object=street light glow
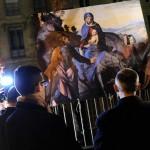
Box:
[0,75,13,86]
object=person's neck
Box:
[17,94,47,108]
[119,91,136,99]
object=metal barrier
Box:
[51,88,150,149]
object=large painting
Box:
[35,0,150,104]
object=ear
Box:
[136,83,141,91]
[113,84,119,92]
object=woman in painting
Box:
[44,32,95,104]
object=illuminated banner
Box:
[36,0,149,104]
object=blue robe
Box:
[81,22,107,50]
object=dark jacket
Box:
[94,96,150,150]
[5,101,81,150]
[0,107,16,150]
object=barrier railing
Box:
[51,88,150,149]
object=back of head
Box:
[7,86,19,103]
[115,68,139,93]
[14,65,42,96]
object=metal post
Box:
[94,98,98,117]
[62,104,67,125]
[78,99,87,147]
[70,102,78,141]
[86,100,94,145]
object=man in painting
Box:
[44,32,95,104]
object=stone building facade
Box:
[0,0,37,72]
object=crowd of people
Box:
[0,65,150,150]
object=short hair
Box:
[14,66,42,96]
[7,86,19,103]
[115,68,139,93]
